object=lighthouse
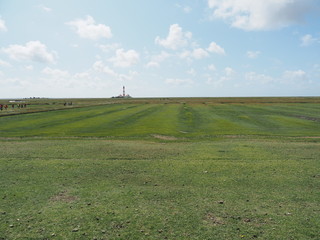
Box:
[112,86,132,98]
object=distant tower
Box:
[123,86,125,97]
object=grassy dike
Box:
[0,98,319,239]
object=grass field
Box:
[0,97,319,138]
[0,97,319,239]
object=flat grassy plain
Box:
[0,97,319,239]
[0,97,319,138]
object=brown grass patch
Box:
[205,213,225,226]
[50,190,78,203]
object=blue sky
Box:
[0,0,319,98]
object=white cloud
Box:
[244,69,309,86]
[0,59,11,67]
[208,64,216,71]
[245,72,274,84]
[176,4,192,13]
[208,0,314,31]
[187,68,196,76]
[183,6,192,13]
[155,24,192,50]
[41,65,136,91]
[66,15,112,40]
[25,65,34,71]
[207,42,225,55]
[98,43,121,53]
[179,48,209,60]
[93,61,118,77]
[93,60,138,82]
[146,51,171,68]
[42,67,69,78]
[224,67,235,76]
[206,67,235,87]
[109,49,140,68]
[38,4,52,12]
[206,76,228,87]
[3,41,57,63]
[246,51,261,59]
[0,18,7,32]
[74,72,91,80]
[1,77,31,89]
[41,67,93,89]
[179,50,191,60]
[192,48,209,59]
[282,70,308,82]
[154,51,171,62]
[300,34,317,46]
[146,61,160,68]
[165,78,194,86]
[119,71,138,82]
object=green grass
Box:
[0,139,319,239]
[0,99,319,138]
[0,97,319,239]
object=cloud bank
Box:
[208,0,314,31]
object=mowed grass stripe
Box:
[38,104,154,137]
[257,103,320,118]
[0,104,128,131]
[176,104,236,136]
[74,104,166,137]
[231,104,320,135]
[0,104,140,137]
[178,104,201,134]
[215,105,280,134]
[125,104,181,136]
[205,104,320,136]
[0,102,319,138]
[185,105,258,136]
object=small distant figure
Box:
[12,104,15,109]
[0,104,3,111]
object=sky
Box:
[0,0,319,98]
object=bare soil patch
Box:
[295,115,320,122]
[204,213,225,226]
[151,134,178,141]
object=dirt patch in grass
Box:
[294,115,320,122]
[50,190,78,203]
[292,136,320,139]
[204,213,225,226]
[151,134,178,141]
